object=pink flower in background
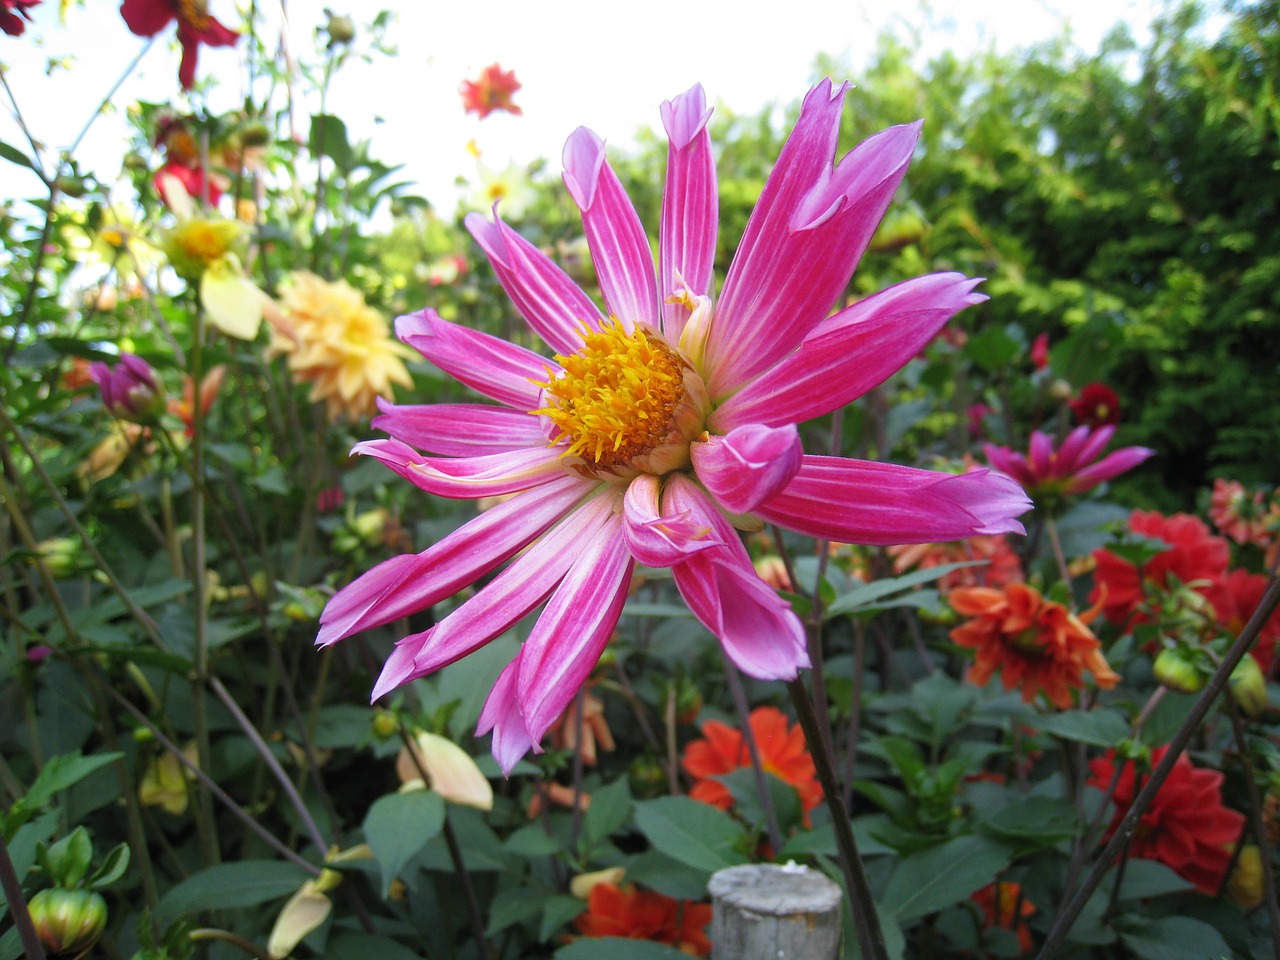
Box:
[318,81,1030,771]
[1,0,40,36]
[90,353,166,424]
[982,424,1153,502]
[460,63,522,119]
[1030,332,1049,370]
[1208,478,1274,548]
[120,0,239,90]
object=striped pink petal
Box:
[622,474,721,567]
[691,422,802,513]
[1068,446,1155,494]
[396,309,553,409]
[712,274,985,430]
[316,473,593,647]
[372,400,545,457]
[757,456,1031,545]
[563,127,659,330]
[465,210,601,354]
[476,657,536,775]
[659,84,717,340]
[353,439,567,499]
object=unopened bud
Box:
[1153,648,1206,694]
[325,11,356,45]
[1229,656,1267,717]
[28,888,108,957]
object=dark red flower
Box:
[460,63,522,119]
[1090,510,1231,626]
[574,883,711,956]
[972,882,1035,953]
[1,0,40,36]
[1069,382,1121,427]
[120,0,239,90]
[1087,745,1245,895]
[1030,332,1049,371]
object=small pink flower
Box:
[90,353,166,424]
[319,81,1030,772]
[983,425,1153,502]
[1030,332,1049,370]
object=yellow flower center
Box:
[534,319,689,469]
[176,221,229,266]
[176,0,212,30]
[101,228,126,248]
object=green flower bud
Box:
[28,888,108,956]
[1153,648,1206,694]
[1229,656,1267,717]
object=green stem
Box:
[787,677,888,960]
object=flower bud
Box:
[1229,656,1267,717]
[238,119,272,147]
[90,354,166,424]
[28,888,108,957]
[1153,648,1206,694]
[34,537,80,579]
[1229,845,1264,909]
[396,730,494,810]
[325,11,356,45]
[570,867,626,900]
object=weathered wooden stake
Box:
[710,862,842,959]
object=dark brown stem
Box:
[722,654,783,855]
[0,830,46,960]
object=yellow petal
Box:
[267,883,332,959]
[397,731,494,811]
[201,261,264,340]
[570,867,626,900]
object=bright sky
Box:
[2,0,1181,213]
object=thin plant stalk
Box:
[787,677,888,960]
[721,654,784,855]
[1037,575,1280,959]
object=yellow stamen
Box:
[534,318,686,468]
[175,221,230,265]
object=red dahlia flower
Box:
[574,883,711,956]
[950,582,1119,708]
[1069,382,1122,427]
[1201,568,1280,672]
[460,63,522,119]
[1090,511,1230,626]
[120,0,239,90]
[0,0,40,36]
[681,706,822,821]
[1087,745,1245,895]
[317,81,1030,772]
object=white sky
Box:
[2,0,1182,213]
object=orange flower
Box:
[950,583,1119,708]
[548,690,615,766]
[460,63,522,119]
[681,706,822,822]
[574,883,711,957]
[888,534,1024,593]
[971,882,1035,953]
[526,781,589,819]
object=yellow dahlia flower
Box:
[268,271,413,422]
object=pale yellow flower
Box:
[395,730,494,811]
[267,271,413,422]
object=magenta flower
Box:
[982,425,1153,502]
[90,353,166,424]
[318,81,1031,772]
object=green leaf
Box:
[715,768,802,835]
[0,140,34,171]
[1118,915,1232,960]
[485,887,549,936]
[539,894,587,942]
[310,114,352,171]
[1115,860,1194,900]
[324,933,431,960]
[633,797,747,873]
[40,825,93,886]
[1033,709,1128,747]
[977,797,1079,844]
[882,835,1011,922]
[86,842,131,890]
[362,790,445,894]
[20,751,124,813]
[583,777,632,854]
[157,860,311,925]
[555,938,695,960]
[504,825,562,858]
[825,563,981,618]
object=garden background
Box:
[2,1,1279,958]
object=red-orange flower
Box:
[681,706,822,821]
[460,63,522,118]
[950,583,1119,708]
[120,0,240,90]
[888,534,1024,593]
[1090,511,1231,627]
[1209,479,1274,548]
[574,883,711,956]
[971,882,1036,953]
[1087,745,1245,895]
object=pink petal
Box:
[120,0,174,36]
[1028,431,1055,478]
[407,491,622,676]
[1070,425,1117,471]
[371,400,544,457]
[476,657,537,775]
[659,84,717,340]
[396,310,553,409]
[1067,446,1154,494]
[757,456,1032,544]
[621,474,721,567]
[371,638,422,702]
[316,473,592,647]
[663,475,810,681]
[353,439,567,499]
[711,274,985,430]
[562,128,659,330]
[517,517,633,741]
[464,211,600,354]
[708,83,921,395]
[982,443,1031,487]
[691,423,803,513]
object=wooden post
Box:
[709,862,842,959]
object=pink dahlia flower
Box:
[983,424,1153,503]
[318,81,1031,771]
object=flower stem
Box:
[1037,574,1280,959]
[787,677,888,960]
[0,829,46,960]
[722,655,783,856]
